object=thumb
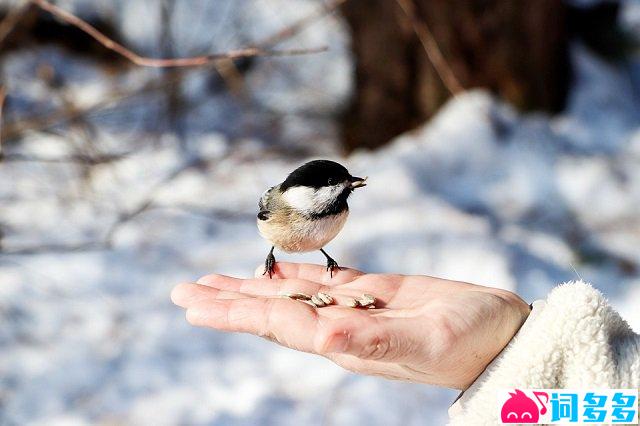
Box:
[315,316,419,362]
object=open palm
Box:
[171,263,530,390]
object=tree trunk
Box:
[340,0,570,151]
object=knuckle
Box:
[316,326,349,355]
[428,317,457,358]
[258,298,277,337]
[358,333,392,361]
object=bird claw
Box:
[326,258,341,278]
[263,251,276,279]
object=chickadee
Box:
[257,160,367,278]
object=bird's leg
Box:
[263,246,276,279]
[320,248,341,278]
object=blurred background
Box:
[1,0,640,424]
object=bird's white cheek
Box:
[313,185,345,208]
[283,185,347,213]
[282,186,316,212]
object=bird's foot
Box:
[263,251,276,279]
[326,257,341,278]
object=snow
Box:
[2,0,640,424]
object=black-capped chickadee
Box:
[257,160,367,278]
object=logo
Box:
[499,389,638,424]
[501,389,548,423]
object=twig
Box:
[101,156,207,245]
[2,152,128,164]
[0,85,5,157]
[0,0,30,47]
[0,204,251,256]
[29,0,327,68]
[203,0,351,109]
[395,0,464,95]
[212,58,251,99]
[3,0,348,141]
[1,73,180,142]
[259,0,348,47]
[1,241,106,255]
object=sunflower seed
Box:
[281,292,312,300]
[346,298,359,308]
[358,294,376,306]
[310,295,326,307]
[317,292,333,305]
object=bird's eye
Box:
[327,178,337,185]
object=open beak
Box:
[349,176,367,189]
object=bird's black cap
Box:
[281,160,353,191]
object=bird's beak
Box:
[349,176,367,189]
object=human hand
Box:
[171,263,530,390]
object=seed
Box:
[346,298,359,308]
[300,299,317,307]
[317,292,333,305]
[310,295,326,307]
[358,294,375,306]
[281,292,312,300]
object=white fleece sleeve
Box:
[448,281,640,426]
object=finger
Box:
[197,274,325,297]
[248,267,409,309]
[185,297,320,353]
[195,274,380,307]
[253,262,363,284]
[171,282,252,308]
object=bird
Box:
[257,159,367,278]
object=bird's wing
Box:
[258,186,274,211]
[258,186,276,220]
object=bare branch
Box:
[2,152,127,164]
[4,0,348,141]
[1,74,180,142]
[395,0,464,95]
[1,241,105,255]
[260,0,348,47]
[30,0,327,68]
[0,204,251,256]
[0,85,5,157]
[0,0,31,47]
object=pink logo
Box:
[501,389,549,423]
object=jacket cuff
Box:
[448,298,544,418]
[446,280,637,425]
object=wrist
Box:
[458,292,531,390]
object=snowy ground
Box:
[2,1,640,425]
